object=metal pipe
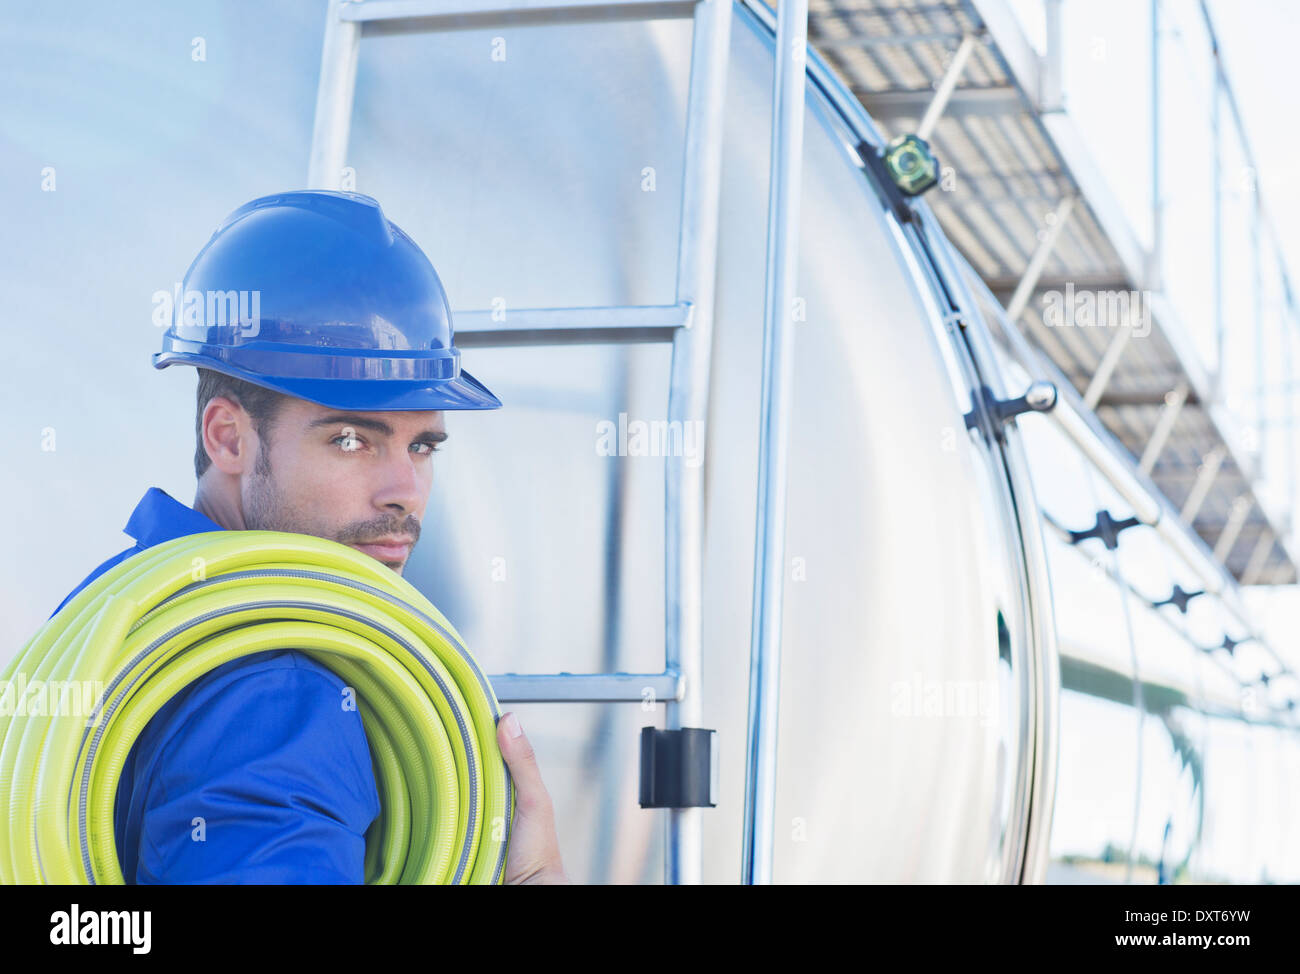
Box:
[1214,496,1252,564]
[1289,304,1297,551]
[1149,0,1162,290]
[1180,446,1227,525]
[1211,56,1224,395]
[1161,509,1229,599]
[1006,195,1076,322]
[307,0,362,189]
[1253,200,1264,445]
[741,0,808,886]
[1051,394,1163,525]
[1041,0,1063,112]
[341,0,698,25]
[1243,529,1274,586]
[815,31,964,50]
[1082,325,1132,411]
[664,0,732,887]
[454,302,690,347]
[489,670,684,702]
[917,33,977,141]
[1138,382,1189,477]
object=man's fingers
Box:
[496,711,569,883]
[497,712,552,817]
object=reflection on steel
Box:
[741,0,809,887]
[921,210,1060,884]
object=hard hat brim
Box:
[155,351,502,411]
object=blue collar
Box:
[124,488,225,548]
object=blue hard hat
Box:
[153,190,500,410]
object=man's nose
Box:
[373,448,425,517]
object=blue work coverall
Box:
[51,487,380,884]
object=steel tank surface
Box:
[340,0,1043,882]
[270,0,1300,883]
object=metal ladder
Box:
[306,0,735,884]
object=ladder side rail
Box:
[308,0,364,189]
[663,0,733,886]
[740,0,809,886]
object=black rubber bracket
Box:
[1068,510,1142,551]
[1151,585,1205,614]
[964,382,1057,441]
[855,139,916,225]
[639,727,717,809]
[990,383,1058,422]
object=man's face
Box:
[240,398,447,574]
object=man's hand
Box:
[497,711,570,884]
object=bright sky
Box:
[1212,0,1300,281]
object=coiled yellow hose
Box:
[0,530,511,884]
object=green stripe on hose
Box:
[0,531,512,885]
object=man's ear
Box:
[200,396,253,476]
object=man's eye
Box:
[332,433,363,452]
[412,442,440,456]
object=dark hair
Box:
[194,368,291,479]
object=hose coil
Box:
[0,531,512,884]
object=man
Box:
[52,190,568,884]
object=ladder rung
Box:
[454,302,692,347]
[342,0,699,31]
[489,670,684,702]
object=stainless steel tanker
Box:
[300,0,1299,883]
